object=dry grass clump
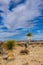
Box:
[41,43,43,45]
[17,43,24,47]
[41,64,43,65]
[20,49,29,55]
[23,62,28,65]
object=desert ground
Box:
[0,43,43,65]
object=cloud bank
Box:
[0,0,43,41]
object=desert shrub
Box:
[3,40,16,50]
[41,43,43,45]
[20,49,29,55]
[23,62,28,65]
[17,43,24,47]
[3,40,16,60]
[41,64,43,65]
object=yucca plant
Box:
[4,40,16,59]
[27,33,32,44]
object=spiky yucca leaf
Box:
[4,40,16,50]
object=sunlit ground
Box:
[0,43,43,65]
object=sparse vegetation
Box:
[23,62,28,65]
[27,33,32,37]
[20,49,29,55]
[3,40,16,59]
[0,40,43,65]
[17,43,24,47]
[27,32,32,44]
[41,43,43,45]
[4,40,16,50]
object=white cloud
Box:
[0,31,19,38]
[32,33,43,40]
[3,0,41,30]
[37,30,41,33]
[0,0,42,41]
[17,36,27,41]
[14,0,22,4]
[0,0,10,4]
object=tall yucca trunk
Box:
[27,36,31,44]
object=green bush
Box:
[4,40,16,50]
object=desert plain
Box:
[0,43,43,65]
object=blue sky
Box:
[0,0,43,41]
